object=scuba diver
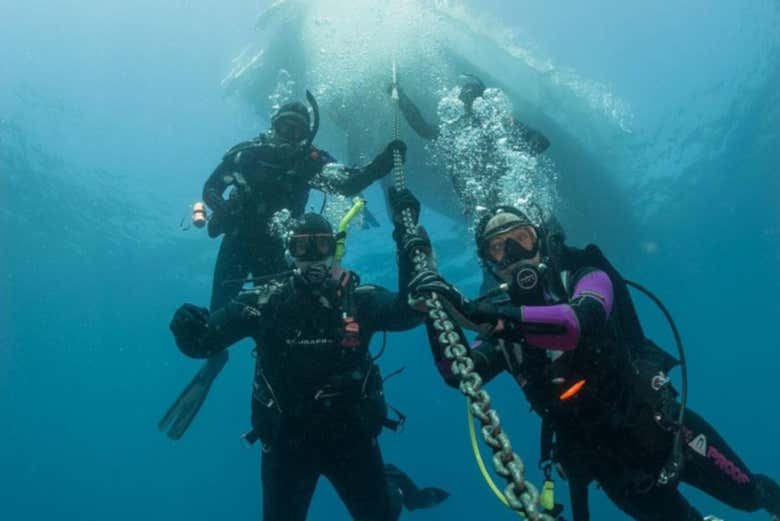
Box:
[398,192,780,521]
[169,211,449,521]
[159,93,406,439]
[395,73,550,154]
[392,73,550,211]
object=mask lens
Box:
[486,226,537,263]
[314,235,335,256]
[289,234,334,260]
[289,235,310,258]
[276,119,306,141]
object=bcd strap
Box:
[540,416,556,466]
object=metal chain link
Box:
[390,114,553,518]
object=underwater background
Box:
[1,1,778,520]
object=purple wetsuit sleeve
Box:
[572,270,614,317]
[522,269,614,351]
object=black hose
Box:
[372,331,388,362]
[625,279,688,482]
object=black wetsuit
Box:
[203,134,393,310]
[428,245,780,521]
[173,260,424,521]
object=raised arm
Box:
[397,87,440,140]
[202,160,234,214]
[351,186,432,332]
[310,140,407,196]
[202,139,264,215]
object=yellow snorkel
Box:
[335,197,366,265]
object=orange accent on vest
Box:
[559,379,587,401]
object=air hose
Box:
[625,279,688,485]
[391,61,553,521]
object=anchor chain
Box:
[390,63,552,519]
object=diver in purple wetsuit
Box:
[399,193,780,521]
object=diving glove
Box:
[158,350,229,440]
[369,139,407,176]
[408,270,466,309]
[388,187,420,225]
[170,303,209,356]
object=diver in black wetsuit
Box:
[395,73,550,155]
[169,211,449,521]
[401,196,780,521]
[158,94,406,439]
[394,73,549,208]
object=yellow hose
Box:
[468,400,557,517]
[467,400,526,517]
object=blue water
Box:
[1,1,778,520]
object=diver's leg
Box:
[384,463,450,511]
[325,435,399,521]
[599,479,703,521]
[680,407,779,516]
[568,476,592,521]
[261,427,320,521]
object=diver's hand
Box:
[408,270,467,310]
[388,187,421,225]
[373,139,407,174]
[386,79,404,97]
[386,139,407,163]
[394,224,432,260]
[170,304,209,354]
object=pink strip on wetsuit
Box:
[523,270,614,351]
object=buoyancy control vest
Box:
[209,135,328,238]
[499,244,681,461]
[246,269,391,445]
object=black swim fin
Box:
[158,351,229,440]
[385,464,450,511]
